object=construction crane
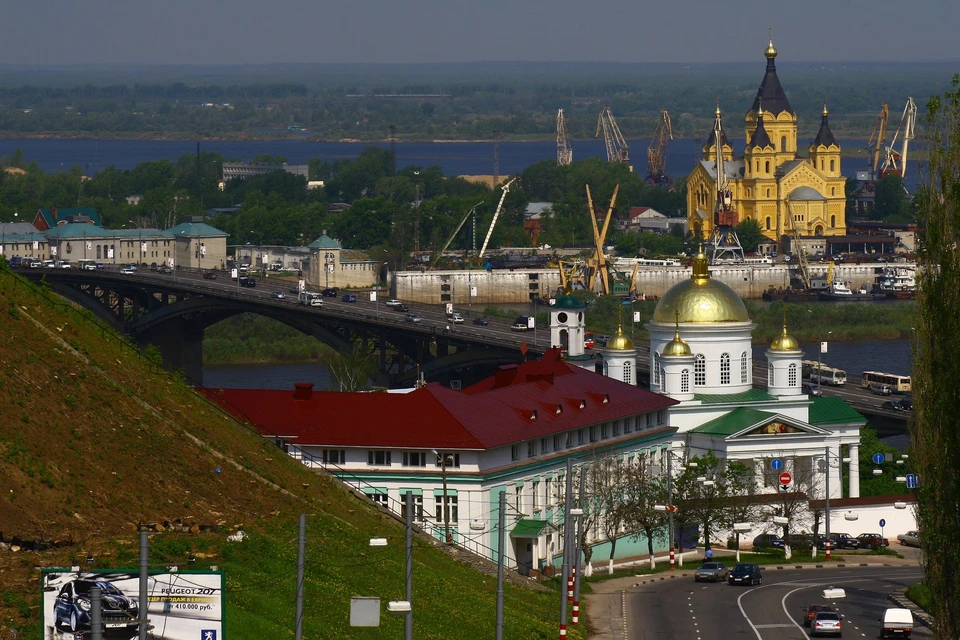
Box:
[865,103,889,180]
[881,97,918,179]
[595,106,630,166]
[788,199,812,290]
[430,201,484,269]
[478,177,517,259]
[645,110,674,187]
[586,183,620,294]
[707,106,744,264]
[557,108,573,166]
[558,258,589,293]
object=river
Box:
[0,137,921,189]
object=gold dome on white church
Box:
[652,249,749,324]
[769,317,800,351]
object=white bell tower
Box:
[549,294,586,357]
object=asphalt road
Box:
[628,566,927,640]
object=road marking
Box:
[754,624,796,628]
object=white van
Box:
[77,259,98,271]
[54,260,71,269]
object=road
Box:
[627,565,927,640]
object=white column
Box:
[829,445,843,499]
[754,459,765,492]
[848,444,860,498]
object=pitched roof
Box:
[511,519,551,537]
[808,396,866,426]
[200,349,677,451]
[693,388,775,405]
[0,222,40,234]
[308,234,341,249]
[703,127,730,152]
[750,116,773,149]
[749,56,793,116]
[699,160,744,180]
[812,112,838,148]
[690,407,830,438]
[166,221,228,238]
[36,208,102,228]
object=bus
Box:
[801,360,847,386]
[584,331,595,349]
[77,259,98,271]
[861,371,911,393]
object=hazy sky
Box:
[5,0,960,65]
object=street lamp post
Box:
[808,309,832,393]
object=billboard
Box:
[42,569,223,640]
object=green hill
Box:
[0,267,585,639]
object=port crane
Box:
[645,110,674,187]
[865,103,889,180]
[430,201,484,269]
[707,106,744,264]
[595,106,630,166]
[881,98,918,179]
[478,177,517,259]
[557,109,573,166]
[585,183,620,294]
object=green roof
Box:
[690,407,776,436]
[553,295,585,309]
[693,388,775,405]
[808,396,866,426]
[308,234,341,249]
[166,222,227,238]
[510,519,550,538]
[37,208,101,228]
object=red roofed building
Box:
[200,348,677,575]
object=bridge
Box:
[20,267,547,386]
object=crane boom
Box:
[430,201,484,269]
[645,109,674,185]
[595,106,629,164]
[586,183,619,294]
[881,97,918,179]
[478,177,517,258]
[866,104,889,176]
[557,109,573,166]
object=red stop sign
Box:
[779,472,793,485]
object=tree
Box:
[327,345,377,392]
[759,455,818,560]
[913,74,960,637]
[621,452,669,569]
[734,218,764,253]
[672,451,746,553]
[873,174,907,220]
[588,454,632,575]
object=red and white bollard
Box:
[826,540,831,561]
[559,622,567,639]
[568,564,575,601]
[669,547,675,570]
[572,600,580,625]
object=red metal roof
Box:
[199,349,676,450]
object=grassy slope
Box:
[0,269,583,639]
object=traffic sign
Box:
[906,474,917,489]
[872,453,885,465]
[771,458,784,471]
[779,472,792,486]
[520,342,528,356]
[879,518,886,528]
[666,505,679,513]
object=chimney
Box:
[51,206,58,220]
[493,364,519,388]
[293,382,314,400]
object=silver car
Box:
[897,530,920,547]
[694,561,729,582]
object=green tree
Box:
[734,218,764,253]
[873,174,906,220]
[621,452,669,569]
[327,345,377,391]
[913,74,960,637]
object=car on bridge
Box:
[449,313,464,324]
[405,313,421,323]
[239,276,256,288]
[870,383,893,396]
[393,303,409,313]
[271,291,285,299]
[120,266,137,275]
[881,400,905,411]
[342,294,357,303]
[203,271,217,280]
[288,285,300,293]
[322,288,339,297]
[473,317,489,326]
[385,299,402,308]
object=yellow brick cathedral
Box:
[686,33,847,245]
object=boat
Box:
[875,265,916,299]
[762,286,822,302]
[819,281,876,301]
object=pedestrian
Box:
[705,547,713,561]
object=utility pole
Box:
[495,490,506,640]
[572,470,585,626]
[295,513,306,640]
[825,446,832,561]
[405,492,414,640]
[668,451,675,569]
[559,458,573,639]
[493,130,501,187]
[139,531,148,640]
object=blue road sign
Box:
[880,518,886,528]
[771,458,784,470]
[906,474,917,489]
[872,453,885,465]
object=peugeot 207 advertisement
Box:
[42,569,223,639]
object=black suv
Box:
[321,288,339,297]
[728,563,762,586]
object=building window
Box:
[766,217,771,230]
[545,478,553,505]
[623,419,631,434]
[511,444,521,461]
[541,438,549,454]
[661,370,667,393]
[781,136,787,152]
[766,188,771,198]
[532,481,540,509]
[653,352,661,385]
[613,420,621,437]
[768,366,774,386]
[789,363,798,386]
[623,361,632,385]
[741,351,749,383]
[720,353,731,384]
[436,495,458,523]
[400,494,424,520]
[322,449,345,465]
[528,441,537,457]
[369,492,389,507]
[831,215,836,227]
[681,369,690,393]
[830,159,835,172]
[368,451,391,466]
[657,410,666,425]
[694,354,706,386]
[601,423,609,439]
[634,416,642,431]
[554,435,562,451]
[565,432,574,448]
[402,452,427,467]
[831,186,836,196]
[578,429,585,445]
[765,160,770,173]
[514,486,522,512]
[590,426,598,442]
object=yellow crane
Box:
[645,110,674,186]
[586,183,620,295]
[865,104,889,179]
[595,106,630,165]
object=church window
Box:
[766,188,771,198]
[765,217,771,230]
[653,352,661,386]
[765,161,770,173]
[756,160,760,173]
[830,159,835,172]
[660,367,666,390]
[781,136,787,152]
[788,363,798,387]
[681,369,690,393]
[768,366,774,386]
[694,354,706,386]
[820,159,824,170]
[741,351,749,383]
[720,353,731,385]
[831,215,836,227]
[831,187,836,196]
[623,361,632,385]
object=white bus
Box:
[77,259,98,271]
[801,360,847,386]
[861,371,911,393]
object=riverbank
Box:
[203,314,332,366]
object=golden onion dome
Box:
[662,329,692,357]
[652,249,749,323]
[765,28,778,59]
[606,326,634,351]
[770,321,800,351]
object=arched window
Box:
[766,188,771,198]
[96,245,101,259]
[831,187,836,196]
[559,329,568,352]
[653,352,661,386]
[681,369,690,393]
[831,215,836,227]
[781,136,787,152]
[768,366,774,386]
[820,159,824,170]
[694,354,706,386]
[765,160,770,173]
[830,159,835,172]
[765,217,771,230]
[661,368,667,393]
[741,351,748,383]
[623,361,632,385]
[815,225,824,236]
[756,160,760,173]
[720,353,731,384]
[788,363,798,387]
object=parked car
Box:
[203,271,218,280]
[728,563,762,586]
[473,317,489,326]
[271,291,285,299]
[856,533,890,549]
[385,299,402,308]
[871,384,893,396]
[897,530,920,547]
[830,532,859,549]
[54,579,138,633]
[882,400,905,411]
[804,604,836,627]
[405,313,421,323]
[811,611,843,637]
[752,533,784,549]
[801,382,823,397]
[694,562,729,582]
[342,294,357,303]
[321,288,339,297]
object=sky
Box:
[4,0,960,66]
